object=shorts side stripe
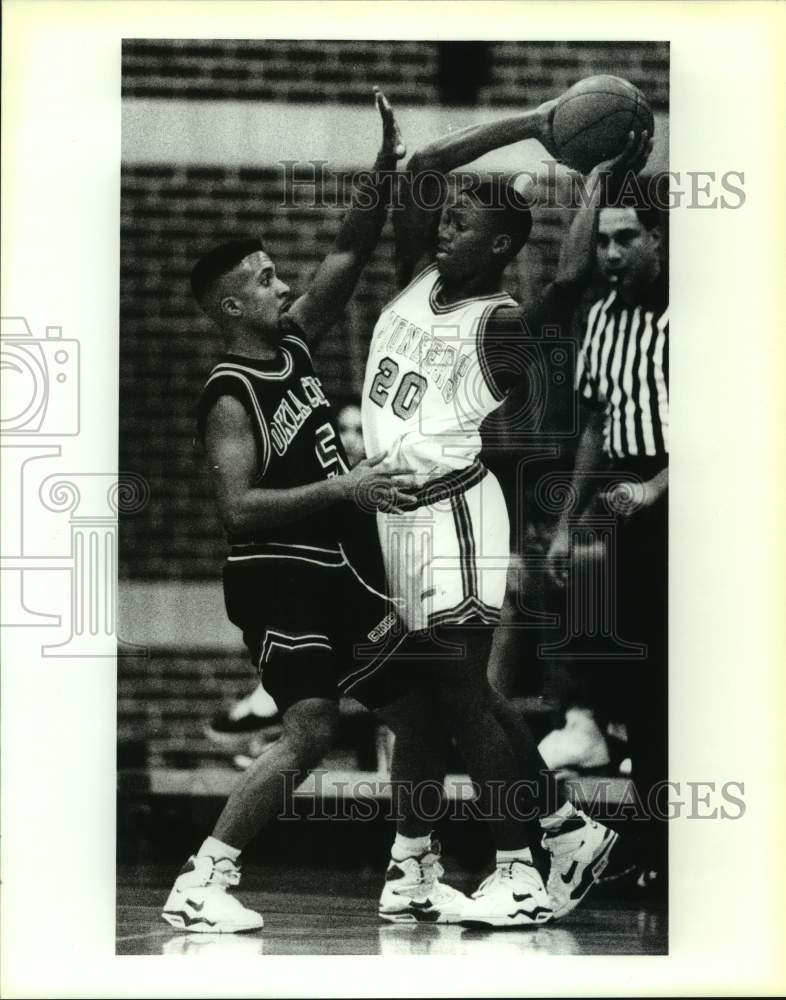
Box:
[259,629,332,668]
[427,596,501,629]
[451,493,478,598]
[227,553,343,567]
[341,630,409,695]
[339,543,398,603]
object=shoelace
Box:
[475,860,536,896]
[210,858,241,888]
[411,853,444,889]
[475,863,512,895]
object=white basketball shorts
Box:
[375,460,510,633]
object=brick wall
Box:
[122,40,440,104]
[118,648,378,767]
[122,39,668,109]
[479,41,669,109]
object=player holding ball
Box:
[365,80,652,928]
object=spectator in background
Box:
[336,402,365,466]
[544,193,668,892]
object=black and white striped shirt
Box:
[576,280,669,460]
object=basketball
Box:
[551,75,654,173]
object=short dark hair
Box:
[605,171,665,233]
[190,238,266,302]
[460,177,533,259]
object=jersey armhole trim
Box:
[203,369,273,480]
[475,302,509,403]
[282,333,313,363]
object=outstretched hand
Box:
[374,85,406,163]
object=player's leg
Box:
[163,558,343,934]
[162,695,339,934]
[375,476,552,926]
[487,685,559,815]
[212,696,339,846]
[486,640,620,919]
[405,624,548,927]
[332,549,467,924]
[374,690,470,923]
[379,689,447,839]
[387,479,537,847]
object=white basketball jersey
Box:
[361,265,516,476]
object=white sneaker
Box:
[378,843,467,924]
[162,854,264,933]
[459,859,553,928]
[538,708,610,771]
[205,683,281,750]
[542,811,618,919]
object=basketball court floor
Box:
[117,865,667,956]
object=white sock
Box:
[496,847,533,865]
[391,833,431,861]
[198,835,241,862]
[539,800,579,832]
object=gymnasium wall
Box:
[121,39,669,108]
[119,40,669,581]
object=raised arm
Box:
[543,131,653,310]
[287,88,406,345]
[494,130,654,334]
[205,396,417,536]
[394,100,559,285]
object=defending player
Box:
[162,89,417,934]
[366,105,650,926]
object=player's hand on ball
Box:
[374,86,406,163]
[534,97,561,158]
[591,130,653,179]
[342,452,419,512]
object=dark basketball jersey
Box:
[196,327,351,549]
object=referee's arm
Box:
[545,406,606,587]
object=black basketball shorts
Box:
[222,541,409,713]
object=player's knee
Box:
[308,715,339,760]
[432,668,493,729]
[282,698,339,763]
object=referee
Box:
[547,195,668,893]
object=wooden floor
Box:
[117,865,667,956]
